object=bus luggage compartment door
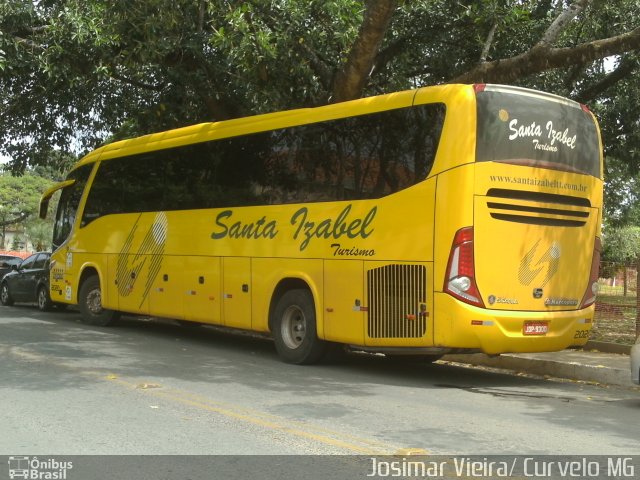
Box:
[323,260,364,345]
[222,257,252,329]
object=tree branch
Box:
[450,26,640,84]
[109,68,165,91]
[198,0,206,33]
[0,212,29,228]
[9,34,45,52]
[576,56,639,102]
[371,36,408,76]
[294,41,333,91]
[332,0,398,102]
[536,0,592,48]
[480,22,498,63]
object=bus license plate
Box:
[523,321,548,336]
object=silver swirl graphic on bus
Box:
[116,212,168,307]
[518,240,560,287]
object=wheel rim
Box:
[280,305,306,349]
[1,285,8,303]
[38,288,47,308]
[85,287,103,314]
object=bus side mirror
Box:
[39,198,50,219]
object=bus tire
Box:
[37,285,52,312]
[1,282,14,306]
[79,275,120,326]
[272,288,327,365]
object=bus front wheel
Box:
[79,275,120,326]
[272,289,327,365]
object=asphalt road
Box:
[2,305,640,459]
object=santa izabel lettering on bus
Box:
[210,204,377,252]
[508,119,577,151]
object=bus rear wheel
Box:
[272,289,327,365]
[79,275,120,326]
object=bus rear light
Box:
[474,84,487,93]
[580,237,601,308]
[444,227,484,308]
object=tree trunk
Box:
[624,265,628,297]
[332,0,398,103]
[636,259,640,338]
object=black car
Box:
[0,252,56,311]
[0,255,22,281]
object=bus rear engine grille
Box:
[367,264,427,339]
[486,189,590,227]
[486,188,591,207]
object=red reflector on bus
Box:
[474,84,487,93]
[471,320,483,326]
[580,237,601,308]
[444,227,484,308]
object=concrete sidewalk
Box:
[443,342,636,388]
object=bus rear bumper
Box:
[433,293,594,355]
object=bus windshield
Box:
[475,85,601,178]
[52,164,92,250]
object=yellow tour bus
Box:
[39,84,603,364]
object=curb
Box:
[583,340,632,355]
[442,352,633,387]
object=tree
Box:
[25,218,52,251]
[602,158,640,228]
[1,0,639,181]
[602,226,640,337]
[0,173,53,249]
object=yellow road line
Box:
[6,345,421,455]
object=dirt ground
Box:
[591,294,638,345]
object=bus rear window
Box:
[475,87,601,178]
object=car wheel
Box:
[78,274,120,326]
[0,282,14,306]
[271,288,327,364]
[37,285,52,311]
